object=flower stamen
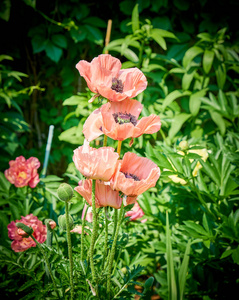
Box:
[113,112,137,126]
[111,78,124,93]
[123,172,140,181]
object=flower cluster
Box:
[7,214,47,252]
[74,54,161,209]
[4,156,40,188]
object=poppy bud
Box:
[58,214,74,231]
[16,222,34,236]
[57,183,73,202]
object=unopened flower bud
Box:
[58,214,74,231]
[179,140,189,151]
[17,228,29,237]
[16,222,34,236]
[144,276,154,290]
[57,183,73,202]
[45,219,57,230]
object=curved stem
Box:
[65,201,74,300]
[106,202,124,298]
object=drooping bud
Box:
[57,183,74,202]
[17,228,29,237]
[58,214,74,231]
[16,222,34,236]
[45,219,57,230]
[179,140,189,151]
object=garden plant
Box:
[0,1,239,299]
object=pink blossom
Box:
[76,54,147,102]
[7,214,47,252]
[125,202,147,223]
[4,156,40,188]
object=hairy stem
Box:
[81,202,89,261]
[65,201,74,300]
[89,179,97,282]
[106,202,124,298]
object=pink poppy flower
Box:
[125,201,147,223]
[83,99,161,141]
[7,214,47,252]
[111,152,160,196]
[73,140,119,181]
[76,54,147,102]
[75,180,137,209]
[4,156,40,188]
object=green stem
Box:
[138,41,145,69]
[106,202,124,298]
[30,235,60,299]
[103,134,108,147]
[45,221,53,280]
[81,202,89,262]
[102,207,109,269]
[89,179,97,282]
[65,201,74,300]
[117,140,122,156]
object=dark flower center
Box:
[113,112,137,126]
[111,78,124,93]
[123,172,140,181]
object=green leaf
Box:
[52,34,67,49]
[189,89,208,116]
[182,46,203,69]
[0,0,11,21]
[150,29,167,50]
[166,212,177,300]
[178,240,191,300]
[131,4,139,33]
[209,110,226,135]
[168,113,191,140]
[182,70,195,90]
[45,41,62,63]
[203,49,215,74]
[162,90,190,111]
[63,95,88,106]
[215,63,226,90]
[31,36,46,53]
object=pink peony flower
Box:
[73,140,119,181]
[7,214,47,252]
[83,99,161,142]
[111,152,160,197]
[4,156,40,188]
[76,54,147,102]
[75,179,137,209]
[125,201,147,223]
